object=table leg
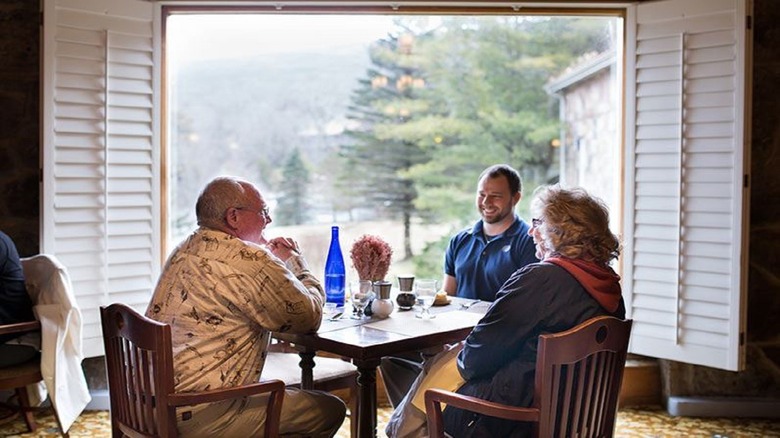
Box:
[296,350,316,389]
[355,359,380,438]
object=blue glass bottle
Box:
[324,226,346,307]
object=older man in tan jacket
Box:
[146,176,345,437]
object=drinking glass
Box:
[323,302,340,320]
[349,280,373,319]
[415,279,438,319]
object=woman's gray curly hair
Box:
[531,185,620,265]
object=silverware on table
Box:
[460,300,481,310]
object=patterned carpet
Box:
[1,405,779,437]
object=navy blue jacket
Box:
[443,262,626,437]
[0,231,35,344]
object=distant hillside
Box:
[169,44,373,230]
[175,45,372,168]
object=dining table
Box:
[273,295,491,438]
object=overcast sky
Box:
[167,14,398,63]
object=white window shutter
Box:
[623,0,751,371]
[41,0,160,358]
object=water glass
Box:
[323,302,340,320]
[415,279,438,319]
[350,280,373,319]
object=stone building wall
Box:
[557,66,620,229]
[1,0,778,405]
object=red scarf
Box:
[546,257,622,313]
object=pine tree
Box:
[276,148,311,225]
[339,30,435,259]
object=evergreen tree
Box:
[408,17,609,221]
[275,148,311,225]
[339,29,436,259]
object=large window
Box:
[41,0,749,369]
[165,12,622,282]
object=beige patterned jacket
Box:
[146,227,324,393]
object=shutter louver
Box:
[624,0,749,371]
[42,0,158,358]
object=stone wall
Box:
[1,0,778,405]
[557,64,620,229]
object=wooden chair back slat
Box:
[582,354,598,434]
[140,348,156,434]
[128,342,140,432]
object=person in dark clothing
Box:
[0,230,38,368]
[387,186,625,438]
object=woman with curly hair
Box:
[387,186,625,438]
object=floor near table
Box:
[1,405,779,437]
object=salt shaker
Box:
[370,281,394,318]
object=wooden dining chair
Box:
[425,316,633,438]
[100,303,286,437]
[0,320,44,433]
[265,337,359,438]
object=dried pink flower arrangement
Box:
[350,235,393,282]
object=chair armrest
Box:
[167,379,286,408]
[0,320,41,336]
[425,388,540,422]
[268,334,301,353]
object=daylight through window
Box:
[165,12,622,280]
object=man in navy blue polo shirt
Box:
[381,164,539,408]
[442,164,539,301]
